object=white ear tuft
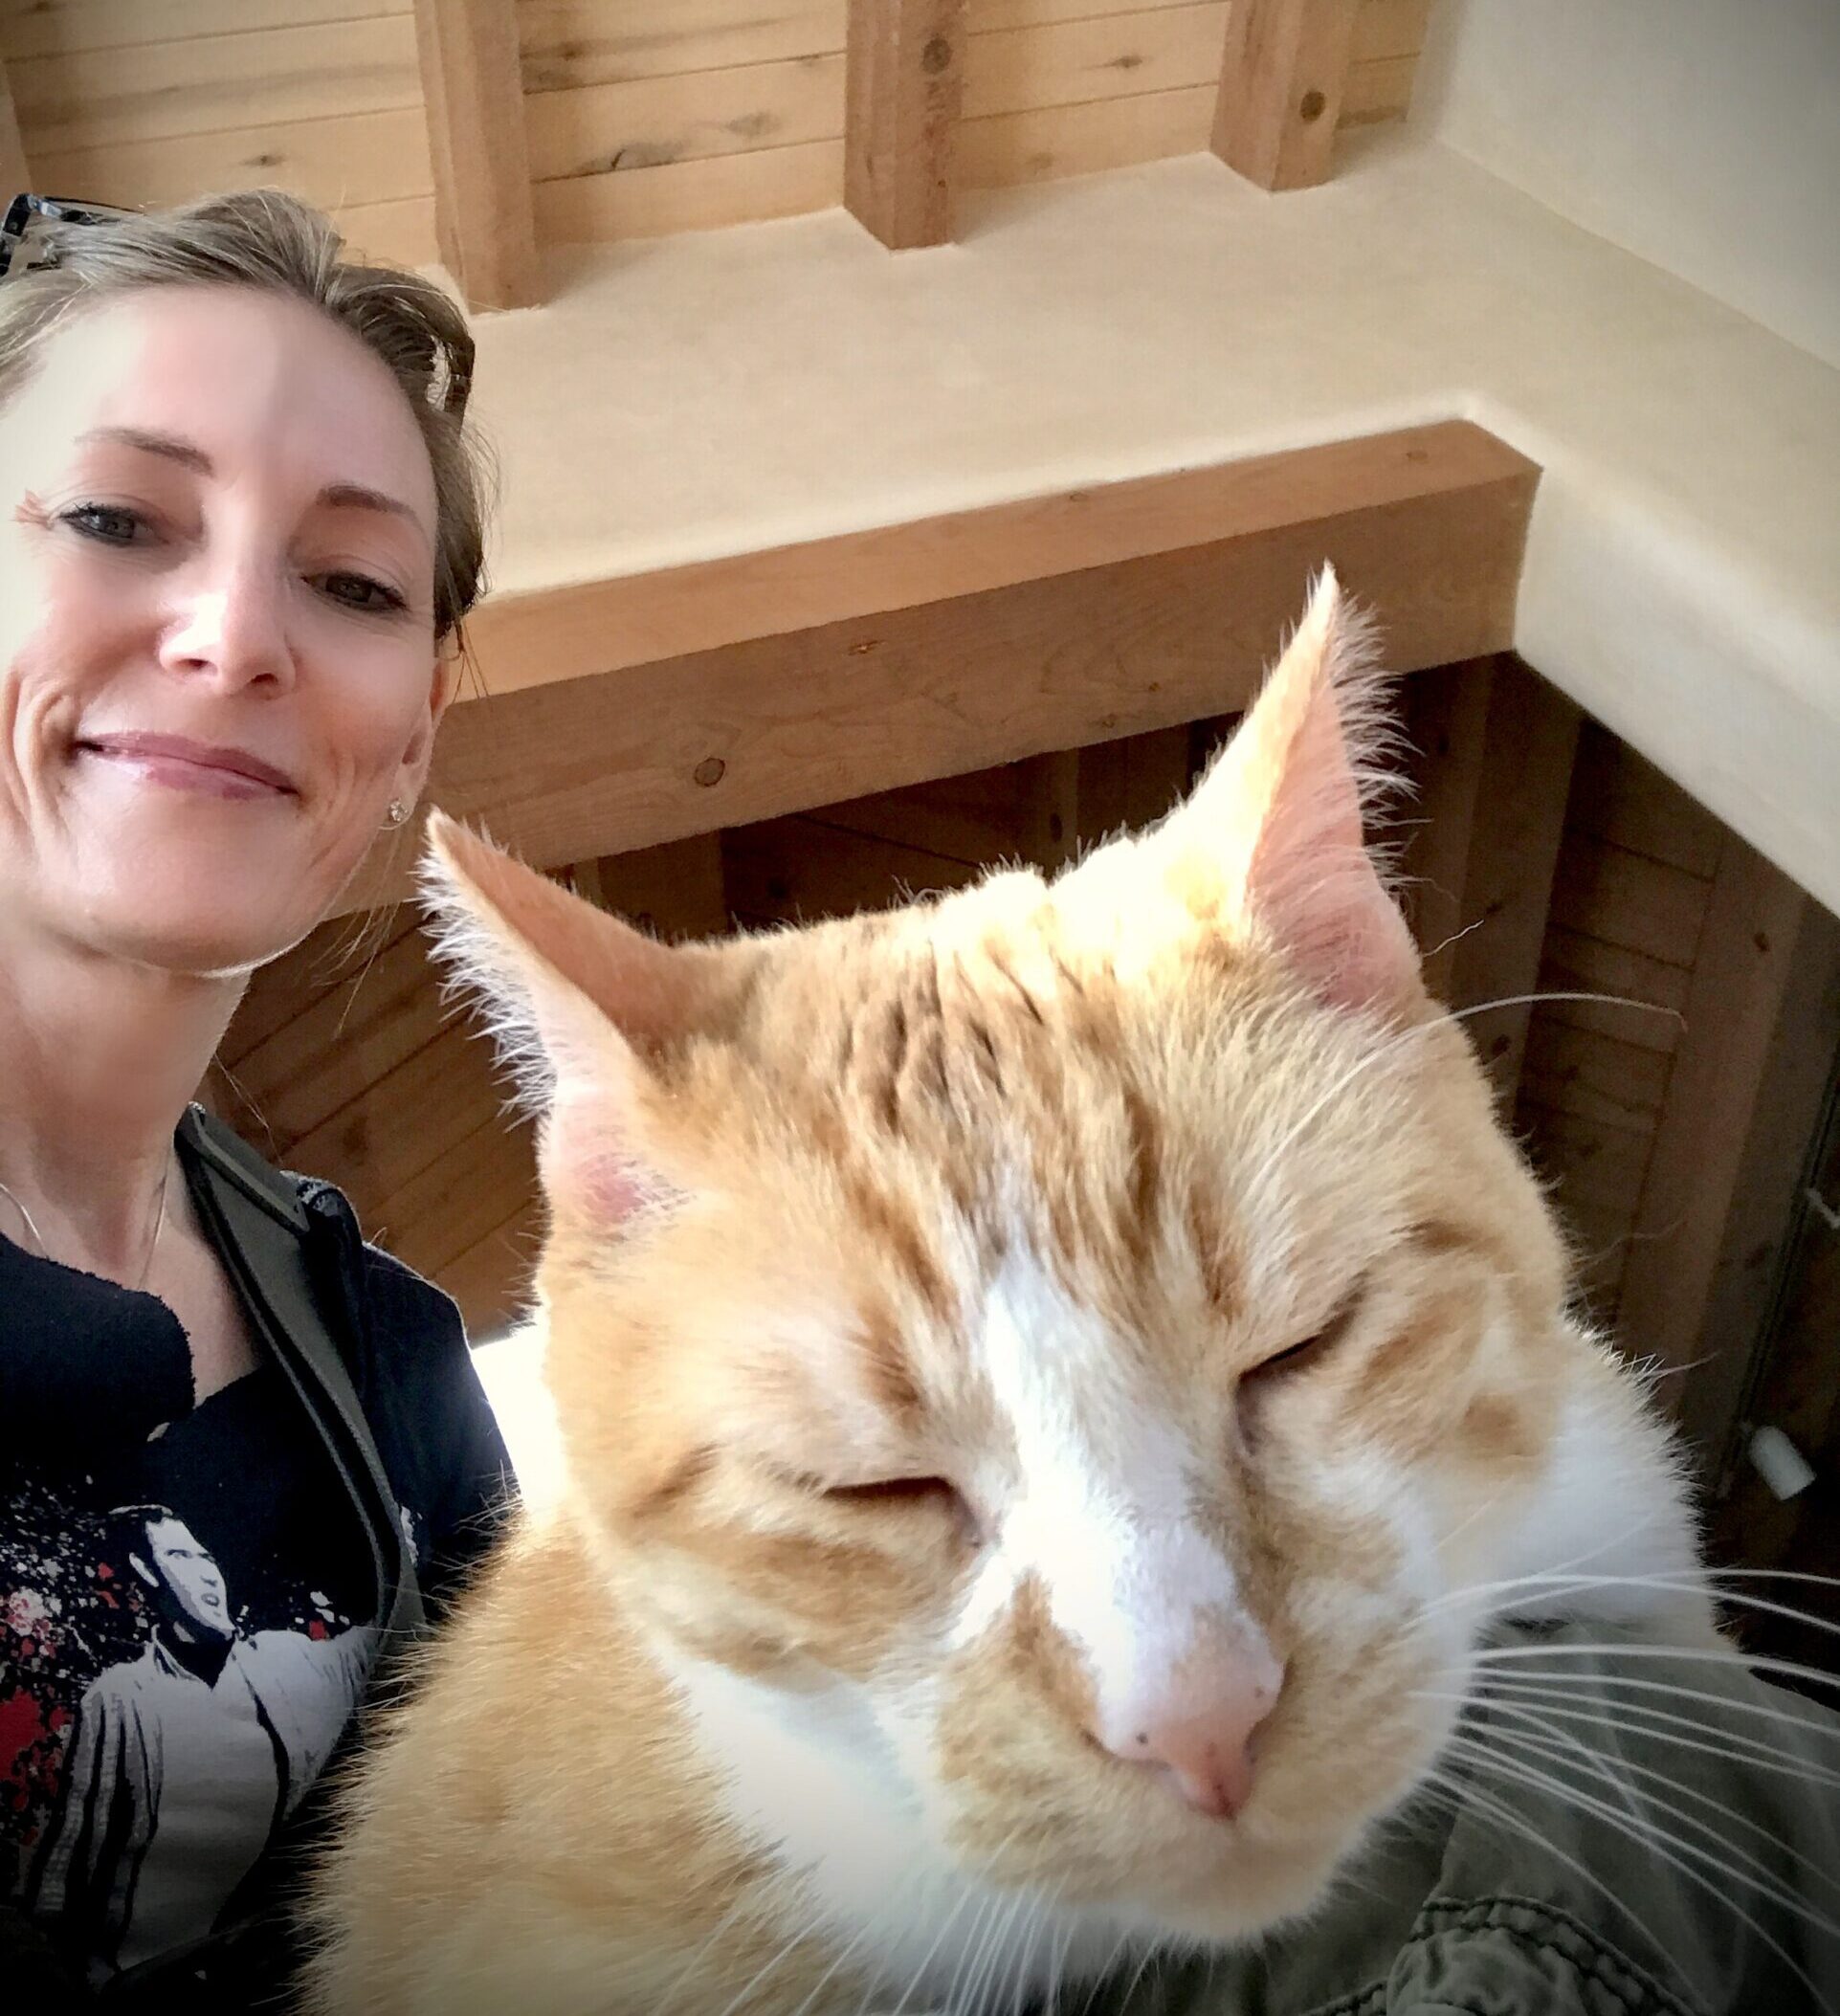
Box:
[418,813,713,1227]
[1150,568,1422,1012]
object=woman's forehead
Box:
[11,284,437,542]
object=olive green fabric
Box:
[1081,1621,1840,2016]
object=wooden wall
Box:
[4,0,1430,256]
[526,0,1430,238]
[1514,721,1727,1327]
[2,0,439,265]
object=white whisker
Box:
[1443,1733,1837,2011]
[1474,1698,1840,1910]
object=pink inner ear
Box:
[541,1089,664,1230]
[1243,669,1420,1014]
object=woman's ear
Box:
[392,648,455,801]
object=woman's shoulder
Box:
[179,1106,465,1357]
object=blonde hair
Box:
[0,188,488,640]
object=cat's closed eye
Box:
[1242,1284,1364,1387]
[822,1475,986,1543]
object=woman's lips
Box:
[77,732,298,801]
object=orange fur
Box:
[305,573,1705,2015]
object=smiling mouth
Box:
[77,732,299,801]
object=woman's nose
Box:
[158,559,295,693]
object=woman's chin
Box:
[78,871,350,979]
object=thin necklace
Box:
[0,1155,172,1295]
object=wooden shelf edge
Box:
[465,419,1537,700]
[333,421,1538,915]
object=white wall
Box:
[1411,0,1840,370]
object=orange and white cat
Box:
[307,573,1707,2014]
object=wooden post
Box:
[1,60,30,202]
[1211,0,1362,192]
[412,0,542,310]
[845,0,965,250]
[1617,837,1840,1470]
[1401,657,1582,1108]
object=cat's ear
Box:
[1153,568,1422,1013]
[420,812,716,1228]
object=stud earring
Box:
[385,799,411,829]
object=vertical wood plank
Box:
[1211,0,1361,192]
[1400,659,1495,1004]
[412,0,541,308]
[1,60,29,200]
[1075,726,1194,849]
[574,831,732,941]
[1617,839,1840,1468]
[1400,656,1580,1107]
[846,0,965,250]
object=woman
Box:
[0,189,512,2008]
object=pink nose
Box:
[1095,1650,1285,1820]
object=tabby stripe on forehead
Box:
[628,1444,720,1522]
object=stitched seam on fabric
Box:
[1299,1979,1388,2016]
[1415,1895,1702,2016]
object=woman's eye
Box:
[61,503,147,546]
[315,570,409,616]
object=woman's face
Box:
[0,283,450,976]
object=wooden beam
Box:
[336,424,1537,914]
[464,421,1534,701]
[845,0,965,249]
[1212,0,1362,192]
[1617,836,1840,1470]
[1,59,29,201]
[411,0,541,309]
[1402,657,1582,1107]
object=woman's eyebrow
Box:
[80,423,211,473]
[76,426,428,538]
[317,480,430,537]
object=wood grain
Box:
[1618,838,1840,1467]
[329,192,438,267]
[534,137,840,239]
[845,0,964,248]
[1400,656,1580,1106]
[525,54,844,183]
[1532,924,1694,1052]
[335,425,1537,914]
[27,107,434,214]
[462,422,1534,700]
[8,17,420,155]
[1,55,26,197]
[414,0,541,307]
[965,6,1227,121]
[1211,0,1361,191]
[1546,839,1711,969]
[959,83,1211,184]
[572,831,732,940]
[517,0,845,93]
[0,1,411,63]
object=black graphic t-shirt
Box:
[0,1234,379,1987]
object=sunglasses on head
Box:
[0,192,134,280]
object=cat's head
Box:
[425,572,1696,1946]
